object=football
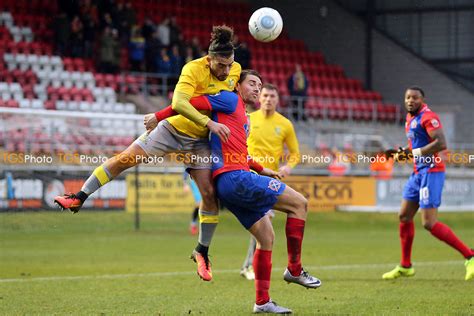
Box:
[248,7,283,42]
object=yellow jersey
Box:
[248,110,300,171]
[166,56,241,138]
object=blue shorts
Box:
[216,170,286,229]
[402,171,445,209]
[189,179,202,203]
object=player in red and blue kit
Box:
[154,69,321,314]
[383,87,474,281]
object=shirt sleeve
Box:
[248,158,264,173]
[206,91,239,114]
[284,122,301,168]
[171,63,210,126]
[155,96,212,121]
[421,112,443,133]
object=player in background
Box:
[383,87,474,281]
[183,173,201,235]
[153,70,321,314]
[55,25,241,282]
[240,83,300,280]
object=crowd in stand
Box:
[51,0,252,76]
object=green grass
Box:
[1,211,473,315]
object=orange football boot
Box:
[54,193,83,213]
[191,250,212,281]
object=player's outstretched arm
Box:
[172,92,231,142]
[172,91,211,127]
[150,97,230,142]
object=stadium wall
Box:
[242,0,474,143]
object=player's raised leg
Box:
[188,168,219,281]
[383,199,418,280]
[421,208,474,280]
[54,142,147,213]
[272,185,321,289]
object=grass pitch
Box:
[1,210,473,315]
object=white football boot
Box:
[283,268,322,289]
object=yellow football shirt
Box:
[248,110,300,171]
[166,56,241,138]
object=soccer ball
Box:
[248,7,283,42]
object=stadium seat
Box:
[19,99,31,108]
[30,99,43,109]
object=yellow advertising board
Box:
[126,173,195,213]
[126,173,375,213]
[284,176,376,211]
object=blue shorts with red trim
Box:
[216,170,286,229]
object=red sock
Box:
[400,221,415,267]
[253,249,272,305]
[286,217,305,276]
[430,222,474,259]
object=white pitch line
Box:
[0,260,463,283]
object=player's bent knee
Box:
[422,218,436,230]
[399,213,413,222]
[423,222,433,231]
[294,192,308,214]
[256,233,274,250]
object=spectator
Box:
[287,64,309,121]
[115,1,136,43]
[176,33,188,55]
[145,30,164,72]
[100,12,115,30]
[80,4,97,59]
[70,15,84,57]
[114,2,128,40]
[184,46,194,64]
[79,0,98,24]
[99,27,120,74]
[129,26,146,71]
[169,16,181,46]
[233,35,251,69]
[123,2,136,37]
[81,16,95,58]
[156,47,172,74]
[141,16,156,41]
[157,18,171,47]
[170,44,184,75]
[189,36,202,59]
[52,11,70,56]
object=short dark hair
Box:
[238,69,262,84]
[407,86,425,97]
[261,83,278,93]
[208,25,235,58]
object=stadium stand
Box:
[0,0,401,123]
[0,0,412,159]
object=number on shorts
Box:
[420,187,429,201]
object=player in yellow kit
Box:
[55,25,241,282]
[240,83,301,280]
[144,25,241,281]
